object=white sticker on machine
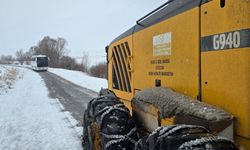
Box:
[153,32,171,56]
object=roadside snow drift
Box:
[0,66,81,150]
[48,68,108,92]
[0,66,20,94]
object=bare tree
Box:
[89,62,107,79]
[15,49,25,64]
[56,37,68,58]
[81,51,89,72]
[6,55,14,64]
[0,55,14,64]
[15,49,33,65]
[59,56,77,70]
[0,55,6,64]
[31,36,68,67]
[29,46,39,55]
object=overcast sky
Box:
[0,0,166,65]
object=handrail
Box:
[136,0,175,26]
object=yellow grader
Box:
[82,0,250,149]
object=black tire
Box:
[82,89,138,150]
[134,125,238,150]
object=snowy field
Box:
[48,68,108,93]
[0,66,82,149]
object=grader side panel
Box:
[201,0,250,148]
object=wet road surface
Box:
[39,71,98,126]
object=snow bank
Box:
[0,67,82,149]
[48,68,108,93]
[0,65,21,94]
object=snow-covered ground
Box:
[48,68,108,93]
[0,66,82,149]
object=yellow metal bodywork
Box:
[109,7,200,101]
[108,0,250,148]
[133,8,200,99]
[161,117,175,126]
[201,0,250,148]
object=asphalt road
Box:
[39,71,98,126]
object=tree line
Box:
[0,36,107,79]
